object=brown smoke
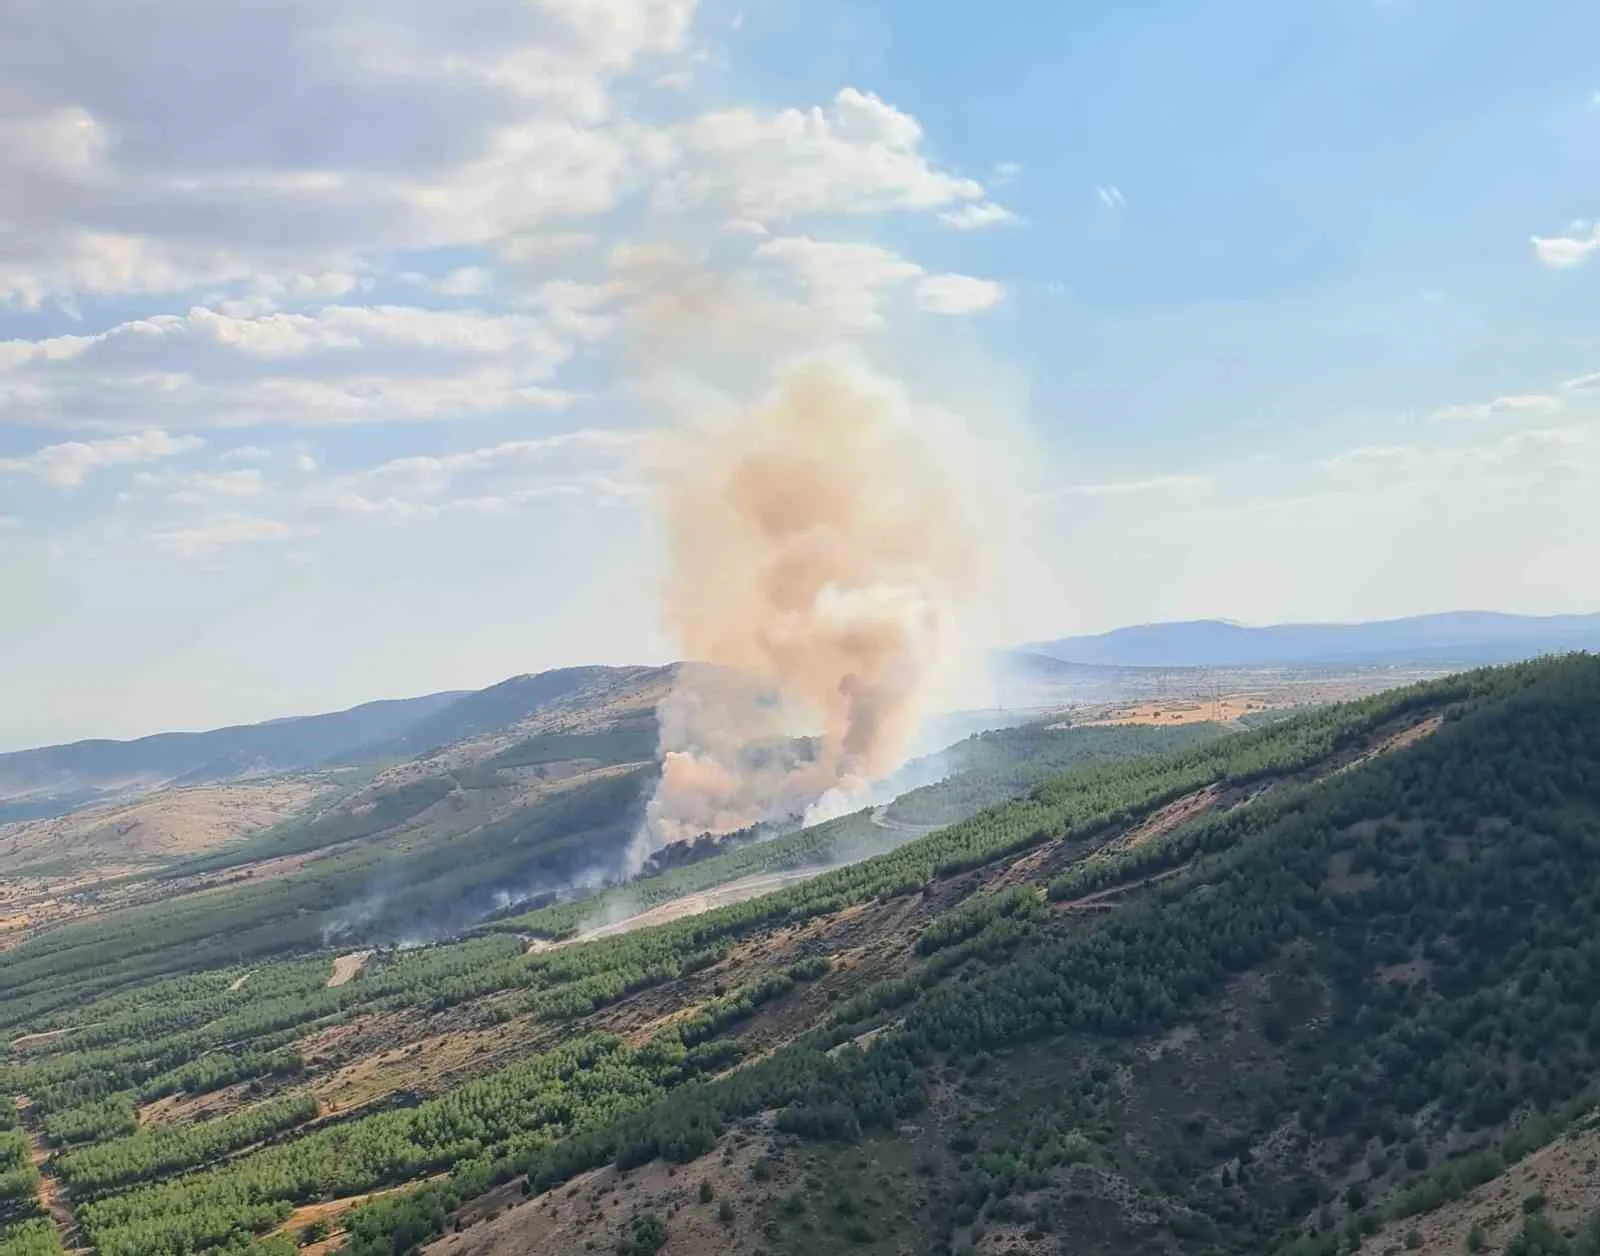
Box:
[642,354,981,850]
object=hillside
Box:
[2,656,1598,1256]
[0,694,463,821]
[0,666,671,824]
[1030,611,1600,668]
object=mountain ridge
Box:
[0,666,666,822]
[1029,609,1600,668]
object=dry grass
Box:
[0,776,327,874]
[137,1080,263,1126]
[271,1183,426,1254]
[1356,1125,1600,1256]
[327,951,373,988]
[422,1119,790,1256]
[1077,696,1269,726]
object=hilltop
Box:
[1,655,1597,1256]
[0,666,671,825]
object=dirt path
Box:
[868,806,941,838]
[327,951,373,988]
[15,1095,77,1247]
[227,971,253,992]
[9,1027,75,1052]
[1053,864,1191,912]
[269,1182,420,1252]
[529,869,825,953]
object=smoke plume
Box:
[640,354,982,853]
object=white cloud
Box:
[166,469,265,505]
[219,445,272,463]
[0,0,695,306]
[516,279,620,340]
[437,266,494,296]
[914,273,1005,315]
[939,201,1016,230]
[0,105,110,180]
[497,231,597,268]
[0,304,579,429]
[305,428,643,522]
[148,515,307,559]
[1096,184,1127,210]
[658,88,985,223]
[1057,473,1214,499]
[1033,406,1600,631]
[756,236,925,328]
[294,453,319,473]
[754,236,1005,327]
[1429,392,1565,422]
[0,430,203,487]
[1532,223,1600,268]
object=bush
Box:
[617,1213,667,1256]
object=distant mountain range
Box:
[1027,611,1600,669]
[9,611,1595,825]
[0,666,661,822]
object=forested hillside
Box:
[2,655,1597,1256]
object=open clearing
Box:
[0,775,327,876]
[328,951,374,987]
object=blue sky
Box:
[1,0,1598,748]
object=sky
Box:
[2,0,1599,749]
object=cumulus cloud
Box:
[940,201,1017,230]
[914,273,1005,314]
[756,236,925,328]
[0,430,203,487]
[756,236,1004,328]
[0,0,1015,585]
[657,88,985,223]
[1532,223,1600,269]
[0,0,695,307]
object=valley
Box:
[2,653,1597,1256]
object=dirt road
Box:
[528,869,825,953]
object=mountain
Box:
[7,656,1600,1256]
[1029,610,1600,668]
[359,666,671,763]
[0,665,669,823]
[0,691,466,820]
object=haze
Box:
[3,0,1600,749]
